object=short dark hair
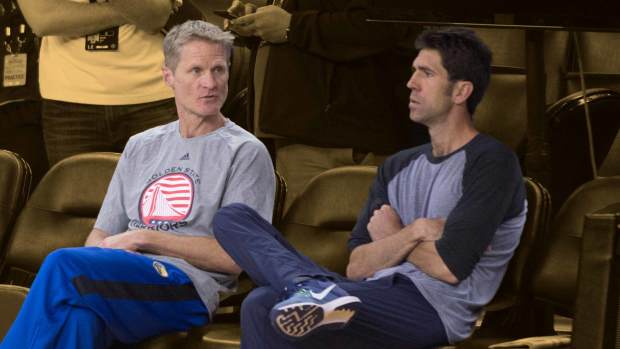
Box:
[415,27,492,115]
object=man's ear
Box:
[162,66,174,88]
[452,80,473,106]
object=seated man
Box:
[0,20,275,349]
[213,27,527,348]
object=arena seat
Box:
[0,152,117,340]
[481,177,552,313]
[0,150,31,267]
[474,72,528,162]
[458,176,620,349]
[0,150,31,339]
[546,88,620,214]
[0,152,119,286]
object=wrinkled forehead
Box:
[178,39,229,63]
[179,38,229,59]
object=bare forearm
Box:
[407,242,458,284]
[84,228,110,247]
[346,229,418,281]
[137,231,241,275]
[17,0,127,37]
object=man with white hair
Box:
[0,20,274,349]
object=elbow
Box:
[20,7,64,36]
[346,247,369,281]
[28,16,67,36]
[438,263,461,285]
[24,17,48,37]
[139,18,168,34]
[345,261,365,281]
[220,256,243,276]
[442,273,460,285]
[228,263,243,276]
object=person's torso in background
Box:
[39,0,173,105]
[259,0,428,153]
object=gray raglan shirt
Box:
[349,133,527,343]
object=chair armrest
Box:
[573,204,620,349]
[0,284,28,338]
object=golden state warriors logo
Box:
[153,261,169,278]
[139,173,194,226]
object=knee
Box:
[213,203,260,239]
[39,247,92,275]
[42,247,80,268]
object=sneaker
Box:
[269,279,361,339]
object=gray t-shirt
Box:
[350,134,527,343]
[95,119,275,316]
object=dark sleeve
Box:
[347,163,391,251]
[286,0,416,62]
[435,148,525,281]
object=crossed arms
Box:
[346,205,458,284]
[17,0,174,37]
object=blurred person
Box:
[17,0,198,166]
[213,27,527,348]
[226,0,429,212]
[0,21,275,349]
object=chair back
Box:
[0,152,120,286]
[532,176,620,316]
[0,150,31,264]
[546,88,620,214]
[272,170,287,227]
[279,166,377,275]
[486,177,551,311]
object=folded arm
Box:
[346,204,456,284]
[17,0,172,37]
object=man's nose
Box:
[199,73,217,89]
[406,73,419,90]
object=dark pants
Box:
[41,98,177,166]
[213,203,448,349]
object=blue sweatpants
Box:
[0,247,209,349]
[213,203,448,349]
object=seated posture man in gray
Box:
[213,27,527,348]
[0,20,274,349]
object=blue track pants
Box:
[0,247,209,349]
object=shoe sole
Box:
[271,295,361,339]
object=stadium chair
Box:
[458,176,620,349]
[0,149,31,338]
[0,149,31,266]
[0,152,118,340]
[0,152,119,286]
